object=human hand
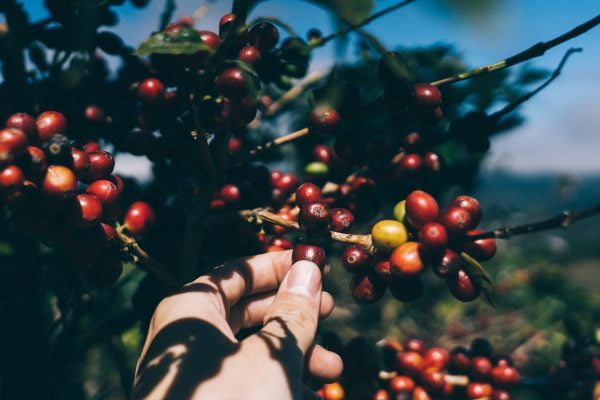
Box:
[132,250,343,400]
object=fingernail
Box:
[283,260,321,296]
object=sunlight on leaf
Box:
[461,252,497,307]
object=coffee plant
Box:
[0,0,599,398]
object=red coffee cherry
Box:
[424,347,450,369]
[349,272,386,304]
[466,382,493,399]
[218,13,238,37]
[373,389,390,400]
[216,68,252,99]
[70,147,90,178]
[403,132,423,151]
[69,194,103,228]
[298,201,330,234]
[449,346,471,373]
[313,144,332,164]
[471,356,493,380]
[493,354,514,367]
[82,251,123,288]
[227,136,243,155]
[296,182,321,205]
[270,237,293,250]
[125,201,156,236]
[397,351,425,377]
[349,176,376,197]
[419,222,448,253]
[6,113,37,141]
[292,243,326,269]
[389,375,416,393]
[86,179,120,205]
[108,174,124,195]
[0,165,24,189]
[330,208,354,232]
[310,106,342,137]
[84,104,105,123]
[320,382,344,400]
[405,338,425,354]
[0,143,13,166]
[249,22,279,52]
[217,184,241,204]
[432,248,461,278]
[42,165,77,198]
[198,30,220,49]
[84,151,115,182]
[459,229,497,261]
[405,190,439,229]
[397,153,422,173]
[388,275,424,302]
[99,223,117,247]
[372,255,397,283]
[413,386,432,400]
[413,83,442,108]
[21,146,47,175]
[334,134,367,165]
[440,206,472,236]
[82,140,101,153]
[137,78,165,106]
[340,245,370,273]
[421,367,445,393]
[390,242,426,278]
[451,195,482,228]
[491,365,520,387]
[0,128,29,155]
[491,389,513,400]
[36,111,67,140]
[423,152,442,172]
[273,172,298,194]
[446,269,481,302]
[239,45,261,65]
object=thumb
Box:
[259,260,323,355]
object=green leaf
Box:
[460,252,497,307]
[309,0,373,24]
[135,29,211,56]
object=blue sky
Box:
[20,0,600,175]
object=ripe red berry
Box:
[446,269,481,302]
[450,195,482,228]
[440,206,472,236]
[341,245,370,273]
[249,22,279,52]
[273,172,298,194]
[0,128,29,155]
[86,179,120,205]
[423,152,442,172]
[373,389,390,400]
[413,83,442,108]
[309,106,342,136]
[292,243,326,269]
[84,150,115,182]
[491,389,513,400]
[397,351,425,377]
[227,136,243,155]
[70,147,90,178]
[389,375,416,393]
[459,229,497,261]
[218,184,241,204]
[330,208,354,232]
[85,104,106,123]
[125,201,156,236]
[296,182,321,205]
[432,248,461,278]
[419,222,448,253]
[421,367,445,392]
[42,165,77,198]
[449,346,471,373]
[390,242,426,278]
[405,190,439,229]
[397,153,422,173]
[372,255,397,283]
[216,68,251,99]
[350,176,377,198]
[108,174,124,195]
[21,146,47,175]
[349,272,386,304]
[491,365,520,387]
[466,382,493,399]
[198,30,220,49]
[298,201,330,234]
[270,237,293,250]
[99,222,117,247]
[471,356,493,380]
[36,111,67,140]
[239,45,261,65]
[405,338,425,354]
[218,13,237,37]
[313,144,332,164]
[69,193,103,228]
[82,140,101,153]
[137,78,165,106]
[0,165,24,189]
[6,113,37,141]
[424,347,450,369]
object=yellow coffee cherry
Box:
[393,200,407,222]
[371,219,408,252]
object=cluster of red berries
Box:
[315,336,520,400]
[338,190,495,304]
[394,132,443,177]
[0,111,156,288]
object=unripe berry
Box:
[86,179,120,205]
[419,222,448,254]
[371,220,408,252]
[393,200,406,222]
[458,229,497,261]
[405,190,439,229]
[413,83,442,108]
[340,245,370,273]
[350,272,386,304]
[390,242,426,278]
[292,243,326,269]
[42,165,77,198]
[36,111,67,140]
[69,193,104,228]
[0,165,24,189]
[388,275,425,302]
[6,113,37,141]
[295,182,321,205]
[450,195,482,227]
[330,208,354,232]
[440,207,472,236]
[310,106,342,136]
[125,201,156,236]
[137,78,165,106]
[446,269,480,302]
[298,201,330,234]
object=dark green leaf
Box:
[308,0,373,24]
[135,29,211,56]
[460,252,497,307]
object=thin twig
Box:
[490,48,581,121]
[263,70,326,118]
[463,203,600,241]
[431,14,600,86]
[231,127,310,168]
[311,0,418,47]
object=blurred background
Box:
[3,1,600,399]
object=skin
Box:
[132,250,343,400]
